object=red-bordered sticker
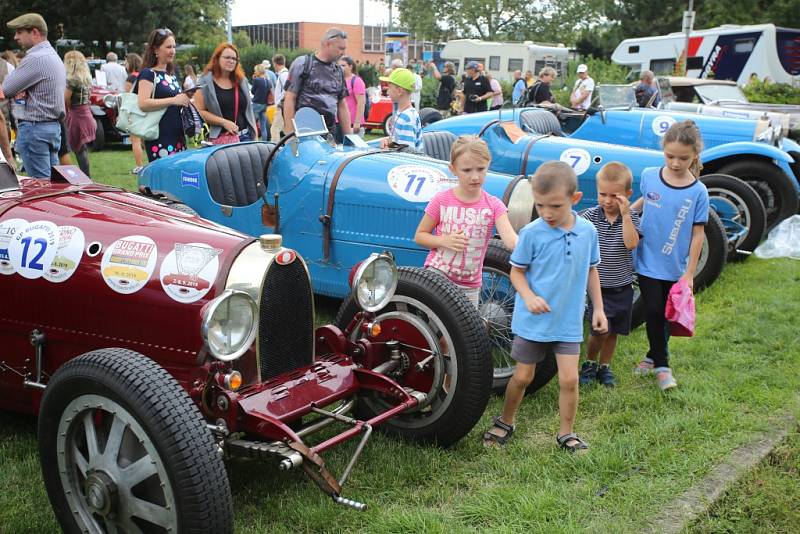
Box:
[275,249,296,265]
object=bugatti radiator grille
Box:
[258,258,314,380]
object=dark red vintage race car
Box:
[0,158,489,532]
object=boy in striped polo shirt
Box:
[378,68,423,151]
[578,162,641,387]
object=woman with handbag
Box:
[124,53,146,173]
[63,51,96,176]
[136,28,190,162]
[194,43,257,144]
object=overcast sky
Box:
[232,0,392,26]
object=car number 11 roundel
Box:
[387,165,456,203]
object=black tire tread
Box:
[39,349,233,534]
[334,267,491,447]
[701,173,767,261]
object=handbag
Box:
[116,75,166,141]
[665,278,695,337]
[181,102,204,138]
[212,84,240,145]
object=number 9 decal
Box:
[651,115,677,137]
[559,148,592,176]
[8,220,58,279]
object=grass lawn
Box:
[1,148,799,532]
[689,429,800,534]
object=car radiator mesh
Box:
[258,259,314,381]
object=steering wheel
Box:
[260,131,296,200]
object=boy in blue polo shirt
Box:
[483,161,607,453]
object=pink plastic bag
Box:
[665,278,695,337]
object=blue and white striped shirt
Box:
[1,40,65,122]
[391,105,423,151]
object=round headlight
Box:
[102,94,117,108]
[201,290,258,361]
[351,253,398,312]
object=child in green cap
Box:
[378,68,423,151]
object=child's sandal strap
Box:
[482,417,515,447]
[557,432,589,452]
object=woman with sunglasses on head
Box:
[136,28,190,161]
[194,43,257,144]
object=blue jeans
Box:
[16,120,60,179]
[251,103,269,141]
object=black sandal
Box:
[483,417,515,447]
[557,432,589,453]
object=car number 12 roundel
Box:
[387,165,457,203]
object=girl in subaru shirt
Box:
[631,120,709,391]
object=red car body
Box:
[0,162,481,531]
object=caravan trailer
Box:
[612,24,800,86]
[440,39,569,83]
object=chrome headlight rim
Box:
[201,289,258,362]
[351,252,398,313]
[102,93,119,109]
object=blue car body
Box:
[138,139,535,299]
[424,108,800,191]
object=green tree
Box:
[0,0,226,54]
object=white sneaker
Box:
[655,367,677,391]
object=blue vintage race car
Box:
[139,110,545,393]
[422,106,799,231]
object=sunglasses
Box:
[327,31,347,40]
[155,28,173,37]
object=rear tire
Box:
[334,267,491,447]
[717,160,798,231]
[91,118,105,151]
[482,240,558,395]
[701,174,767,261]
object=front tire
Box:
[38,349,233,534]
[716,160,798,231]
[702,173,766,261]
[482,240,558,394]
[334,267,491,447]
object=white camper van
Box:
[440,39,570,83]
[612,24,800,86]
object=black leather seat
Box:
[205,142,275,207]
[519,110,563,136]
[421,131,457,162]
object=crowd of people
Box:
[0,16,709,455]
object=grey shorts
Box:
[510,336,581,364]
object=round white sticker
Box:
[0,218,28,275]
[559,148,592,176]
[101,235,158,294]
[387,165,457,203]
[8,220,59,280]
[159,242,222,303]
[44,226,86,283]
[651,115,677,137]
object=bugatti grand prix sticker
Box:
[101,235,158,294]
[651,115,677,137]
[559,148,592,176]
[44,226,85,283]
[8,220,59,279]
[387,165,457,203]
[159,243,221,303]
[275,249,296,265]
[0,218,28,275]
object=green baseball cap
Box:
[7,13,47,32]
[380,68,415,92]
